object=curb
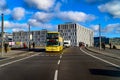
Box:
[85,47,120,60]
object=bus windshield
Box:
[46,41,59,46]
[47,33,58,39]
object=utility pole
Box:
[1,13,4,56]
[99,24,102,50]
[28,24,30,50]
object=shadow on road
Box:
[89,68,120,77]
[0,58,6,60]
[29,48,45,52]
[11,48,45,52]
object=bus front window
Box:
[46,41,59,46]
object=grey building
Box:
[58,23,94,47]
[13,29,47,47]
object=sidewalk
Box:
[0,49,29,58]
[86,47,120,59]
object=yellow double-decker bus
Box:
[45,32,63,52]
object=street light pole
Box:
[99,24,102,50]
[1,13,4,56]
[28,24,30,50]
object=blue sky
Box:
[0,0,120,38]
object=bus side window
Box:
[59,42,60,46]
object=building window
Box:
[58,25,60,29]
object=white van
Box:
[64,40,71,48]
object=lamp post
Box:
[28,24,30,50]
[99,24,102,50]
[1,13,4,56]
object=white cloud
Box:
[11,7,25,20]
[104,23,120,33]
[0,21,28,29]
[28,19,52,29]
[57,11,96,22]
[24,0,55,11]
[90,24,100,36]
[98,1,120,18]
[32,12,53,23]
[28,19,42,27]
[54,2,62,12]
[90,23,120,35]
[0,0,11,15]
[90,24,99,32]
[0,9,11,15]
[28,11,96,30]
[4,9,11,15]
[12,28,25,32]
[29,11,96,26]
[0,0,6,9]
[28,11,96,26]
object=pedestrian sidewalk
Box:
[0,49,29,58]
[86,47,120,59]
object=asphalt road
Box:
[0,47,120,80]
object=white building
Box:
[58,23,94,47]
[13,29,47,47]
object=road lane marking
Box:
[28,52,33,53]
[60,55,62,59]
[54,70,58,80]
[0,57,14,62]
[54,52,63,80]
[80,48,120,68]
[41,55,44,56]
[57,60,60,65]
[0,53,41,68]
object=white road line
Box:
[60,55,62,59]
[54,70,58,80]
[80,48,120,68]
[57,60,60,65]
[0,57,14,62]
[41,55,44,56]
[28,52,33,53]
[0,53,40,68]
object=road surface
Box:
[0,47,120,80]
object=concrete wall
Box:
[106,44,120,49]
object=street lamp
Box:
[1,13,4,56]
[28,24,30,50]
[99,24,102,50]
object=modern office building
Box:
[58,23,94,46]
[13,29,47,47]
